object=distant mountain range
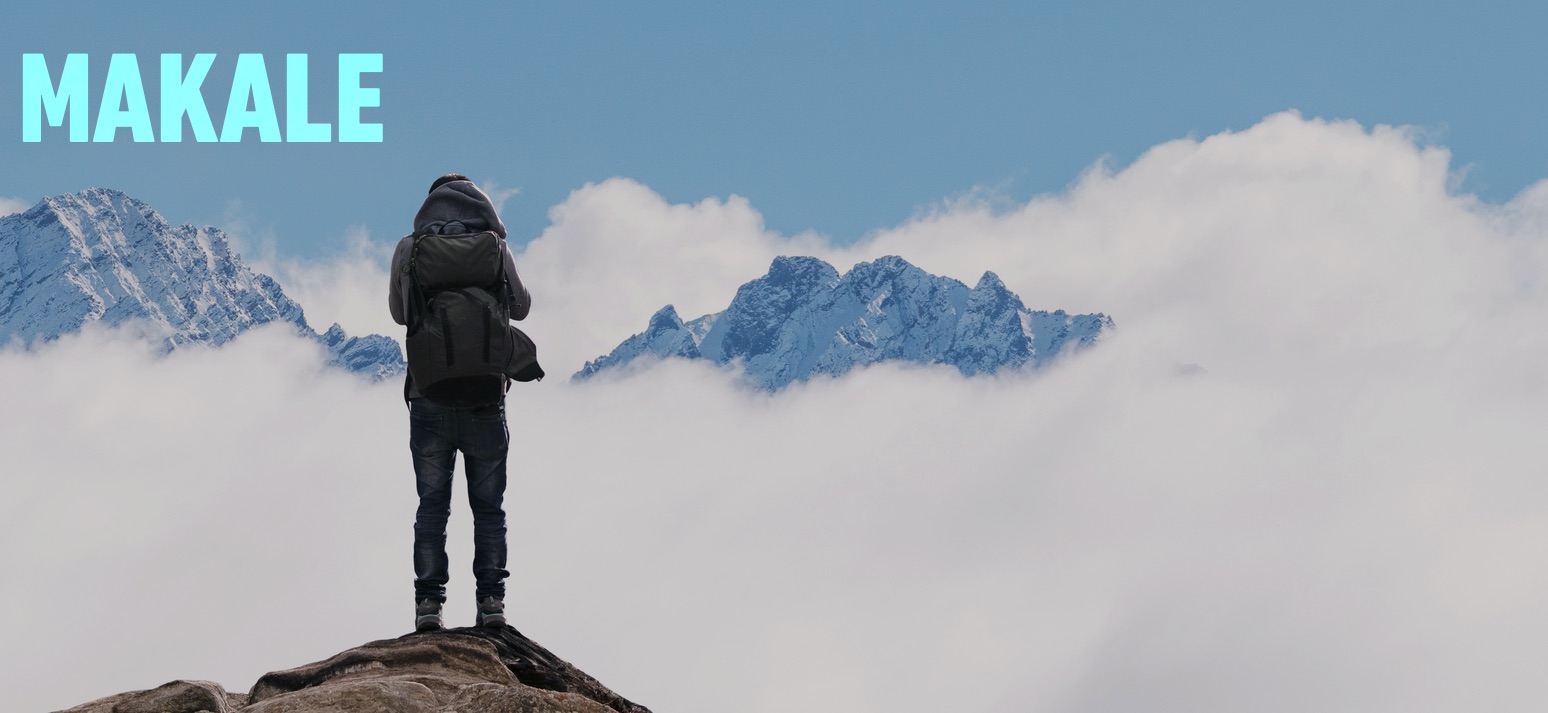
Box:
[576,254,1113,390]
[0,189,1114,390]
[0,188,403,379]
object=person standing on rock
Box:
[389,174,532,631]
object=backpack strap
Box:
[401,233,431,410]
[403,233,433,334]
[495,240,513,387]
[494,235,512,315]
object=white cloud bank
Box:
[0,196,31,216]
[260,225,407,341]
[6,112,1548,712]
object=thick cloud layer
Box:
[5,112,1548,712]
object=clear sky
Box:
[5,1,1548,257]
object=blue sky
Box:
[4,1,1548,257]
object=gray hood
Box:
[413,180,507,238]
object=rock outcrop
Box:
[56,625,649,713]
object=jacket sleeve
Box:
[502,241,532,320]
[389,236,409,326]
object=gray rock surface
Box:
[55,626,648,713]
[55,680,247,713]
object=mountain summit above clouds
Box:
[0,188,403,379]
[576,254,1113,390]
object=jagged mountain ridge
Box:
[0,188,403,379]
[576,255,1113,390]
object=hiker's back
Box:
[388,177,540,407]
[402,230,513,406]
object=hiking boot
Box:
[415,599,444,631]
[477,597,506,628]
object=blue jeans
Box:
[408,397,510,602]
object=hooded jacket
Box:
[389,180,532,400]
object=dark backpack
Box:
[402,231,543,406]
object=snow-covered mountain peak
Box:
[766,254,841,285]
[576,254,1113,390]
[843,254,925,284]
[646,304,686,333]
[0,188,403,379]
[973,270,1008,292]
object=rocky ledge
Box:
[56,625,650,713]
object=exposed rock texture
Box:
[54,680,248,713]
[0,188,404,380]
[575,254,1114,390]
[56,626,649,713]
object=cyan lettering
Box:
[20,53,383,144]
[160,54,218,143]
[221,54,282,142]
[94,53,154,142]
[338,53,382,142]
[285,54,331,142]
[22,53,88,142]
